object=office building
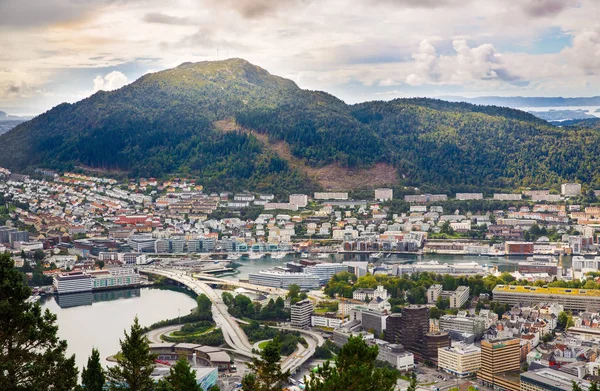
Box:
[53,272,93,294]
[427,284,443,303]
[385,313,402,344]
[438,343,481,378]
[398,305,429,354]
[248,270,320,290]
[478,338,521,391]
[450,286,470,308]
[370,340,414,372]
[493,285,600,312]
[423,332,450,362]
[291,299,314,328]
[561,183,582,197]
[439,315,485,339]
[304,263,349,285]
[350,306,388,336]
[520,368,590,391]
[456,193,483,200]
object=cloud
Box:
[142,13,195,25]
[520,0,578,18]
[92,71,128,92]
[406,39,518,86]
[563,26,600,75]
[208,0,311,19]
[371,0,471,9]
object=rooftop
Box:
[493,285,600,297]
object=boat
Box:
[227,253,242,261]
[370,252,383,259]
[248,252,265,260]
[270,252,287,259]
[317,253,329,259]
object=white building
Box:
[374,188,393,201]
[437,343,481,377]
[493,193,522,201]
[562,183,582,197]
[311,315,344,328]
[304,263,349,285]
[289,194,308,208]
[291,299,314,328]
[53,272,93,294]
[456,193,483,200]
[427,284,443,303]
[248,270,320,290]
[450,286,470,308]
[314,192,348,200]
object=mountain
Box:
[3,58,600,194]
[442,95,600,108]
[0,111,32,136]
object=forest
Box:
[3,58,600,194]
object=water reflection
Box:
[55,288,142,308]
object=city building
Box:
[370,340,414,372]
[375,188,393,201]
[478,338,521,391]
[493,285,600,312]
[304,263,349,285]
[353,288,375,301]
[505,242,534,255]
[350,306,388,336]
[311,315,343,329]
[437,343,481,378]
[427,284,443,303]
[520,368,590,391]
[456,193,484,200]
[561,183,582,197]
[289,194,308,208]
[439,315,486,339]
[291,299,314,328]
[314,192,348,200]
[423,332,450,362]
[248,270,320,290]
[53,272,93,294]
[398,305,429,354]
[450,286,470,308]
[385,313,402,344]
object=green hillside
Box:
[2,58,600,194]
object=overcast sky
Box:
[1,0,599,115]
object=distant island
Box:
[442,95,600,108]
[527,109,597,122]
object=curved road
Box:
[142,267,324,373]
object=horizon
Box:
[2,1,600,116]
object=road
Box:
[142,267,325,374]
[142,268,255,358]
[192,273,288,295]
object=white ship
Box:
[227,253,242,261]
[270,252,287,259]
[248,252,265,260]
[370,252,383,259]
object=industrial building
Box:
[492,285,600,312]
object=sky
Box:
[1,0,599,116]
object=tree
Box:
[288,284,300,300]
[98,261,105,270]
[156,357,202,391]
[82,348,106,391]
[557,311,569,329]
[407,372,417,391]
[304,336,399,391]
[573,381,584,391]
[33,249,45,261]
[589,381,599,391]
[242,340,290,391]
[106,316,157,391]
[196,294,212,314]
[0,252,79,390]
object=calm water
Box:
[41,287,197,373]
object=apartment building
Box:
[478,338,521,391]
[427,284,443,303]
[450,286,470,308]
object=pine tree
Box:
[82,347,106,391]
[107,316,157,391]
[304,335,399,391]
[157,357,203,391]
[242,340,290,391]
[0,252,78,390]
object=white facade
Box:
[248,270,320,290]
[291,299,314,328]
[438,343,481,377]
[562,183,582,197]
[493,193,522,200]
[450,286,470,308]
[304,263,349,285]
[289,194,308,208]
[311,315,344,328]
[374,188,393,201]
[455,193,483,200]
[53,272,93,294]
[427,284,443,303]
[314,192,348,200]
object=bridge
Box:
[141,267,323,374]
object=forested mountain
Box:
[2,58,600,194]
